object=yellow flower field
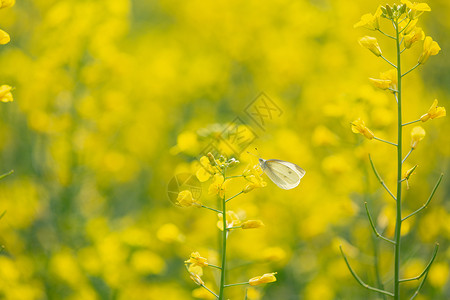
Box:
[0,0,448,299]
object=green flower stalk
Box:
[345,2,445,299]
[179,153,276,299]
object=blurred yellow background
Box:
[0,0,448,299]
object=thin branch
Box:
[226,226,242,230]
[225,175,244,180]
[402,148,414,164]
[374,137,398,147]
[369,154,397,201]
[408,244,439,299]
[402,63,420,77]
[381,55,397,68]
[208,264,222,270]
[400,47,407,54]
[394,93,398,104]
[402,119,421,127]
[398,16,408,24]
[364,202,396,245]
[0,170,14,180]
[377,28,396,40]
[224,282,249,288]
[201,205,222,214]
[225,191,243,203]
[400,243,439,283]
[200,284,219,298]
[339,245,395,297]
[402,174,444,221]
[399,19,412,34]
[388,88,399,93]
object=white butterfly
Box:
[259,158,306,190]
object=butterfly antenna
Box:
[254,147,262,158]
[247,151,258,159]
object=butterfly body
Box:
[259,158,306,190]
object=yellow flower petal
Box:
[0,85,13,102]
[0,0,15,10]
[418,36,441,64]
[359,36,382,57]
[420,99,446,122]
[241,220,265,229]
[176,190,201,207]
[410,126,425,149]
[0,29,10,45]
[351,118,374,140]
[249,272,277,286]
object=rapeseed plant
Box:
[344,2,445,299]
[178,153,276,299]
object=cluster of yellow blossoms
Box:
[175,152,276,298]
[353,3,445,141]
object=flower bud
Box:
[359,36,382,57]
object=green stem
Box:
[218,192,227,299]
[402,174,443,221]
[402,119,420,127]
[381,55,397,69]
[200,284,219,298]
[208,264,222,270]
[402,63,420,77]
[369,154,397,201]
[377,28,396,40]
[399,243,439,283]
[201,205,223,214]
[0,170,14,180]
[402,148,413,164]
[224,282,250,287]
[340,246,394,297]
[225,175,244,179]
[364,202,396,245]
[394,18,402,300]
[225,191,243,203]
[374,137,398,147]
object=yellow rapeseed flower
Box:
[0,29,10,45]
[410,126,425,149]
[196,156,216,182]
[420,99,446,122]
[369,69,397,91]
[208,174,228,198]
[401,0,431,19]
[358,36,382,57]
[176,190,201,207]
[400,19,418,35]
[0,0,15,9]
[351,118,374,140]
[217,210,241,231]
[354,6,382,30]
[403,27,424,49]
[418,36,441,64]
[185,252,208,267]
[242,164,267,193]
[249,272,277,286]
[0,85,13,102]
[241,220,265,229]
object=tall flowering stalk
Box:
[343,2,445,299]
[177,153,276,299]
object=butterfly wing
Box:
[261,159,306,190]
